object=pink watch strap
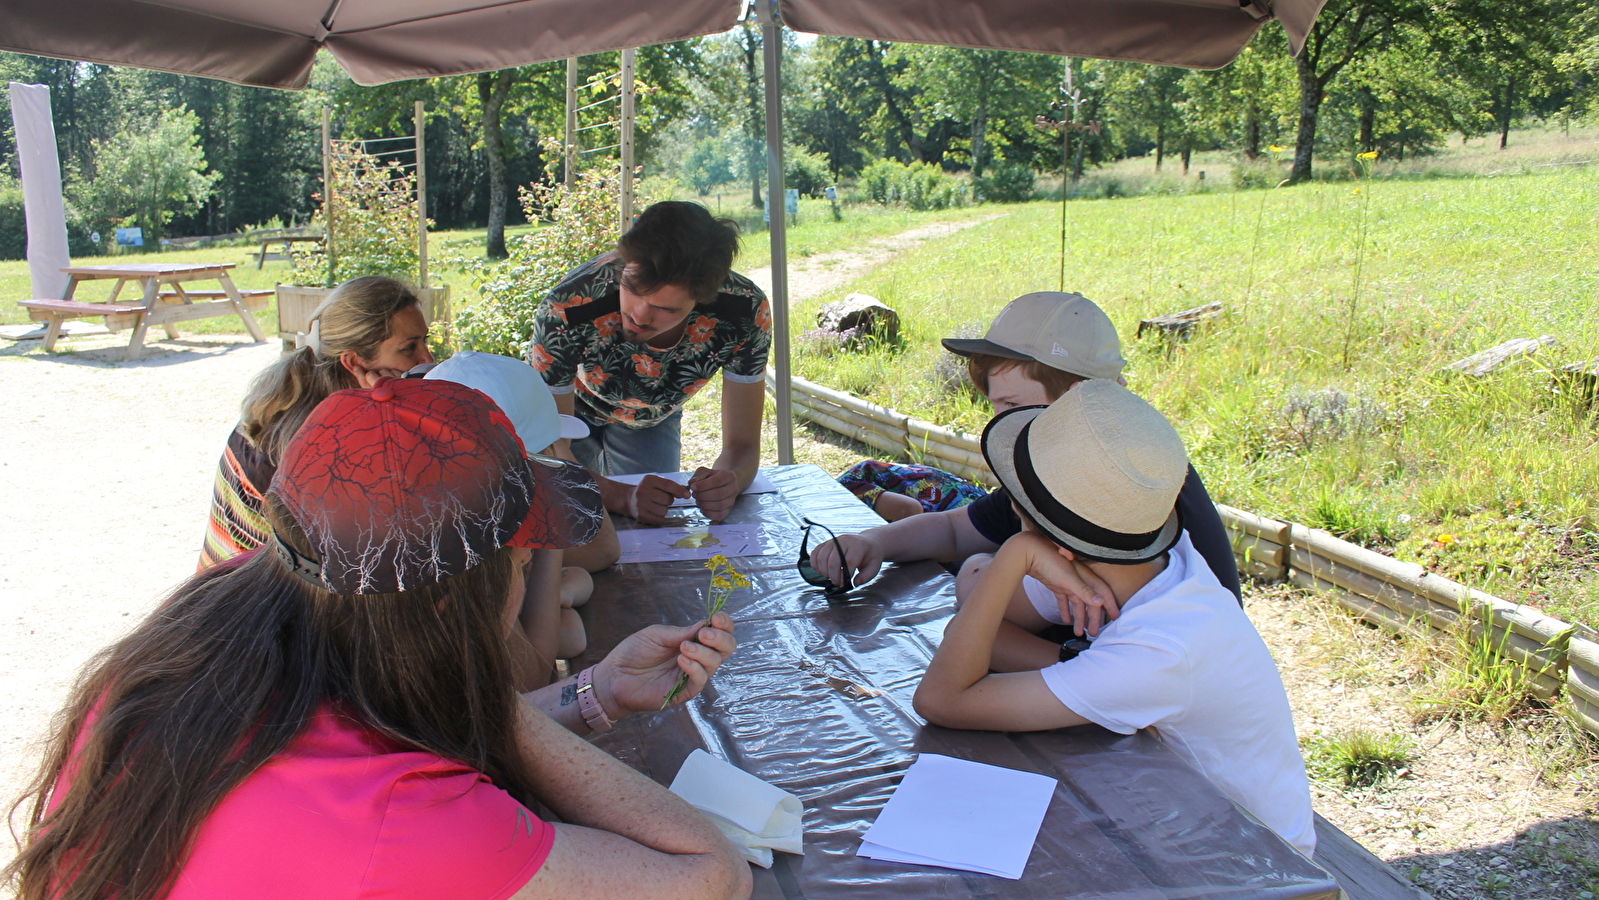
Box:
[576,666,613,735]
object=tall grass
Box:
[792,163,1599,624]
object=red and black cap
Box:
[270,377,603,595]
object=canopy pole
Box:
[620,48,636,234]
[756,0,793,464]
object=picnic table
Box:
[254,234,325,268]
[19,263,269,361]
[577,464,1340,900]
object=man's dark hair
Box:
[617,201,741,304]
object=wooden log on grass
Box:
[791,395,907,446]
[1566,637,1599,735]
[1288,568,1433,641]
[1216,504,1292,543]
[791,403,904,457]
[791,377,907,431]
[1443,334,1556,377]
[1135,302,1222,341]
[906,417,982,454]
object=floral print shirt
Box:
[528,253,771,429]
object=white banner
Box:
[9,82,71,299]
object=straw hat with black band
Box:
[980,379,1187,564]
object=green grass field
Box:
[791,160,1599,624]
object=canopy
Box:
[1,0,1326,463]
[0,0,1324,89]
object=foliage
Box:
[1395,514,1561,586]
[69,106,219,241]
[784,147,834,197]
[975,162,1036,203]
[1411,606,1545,725]
[453,161,653,356]
[858,159,969,210]
[683,136,737,194]
[0,180,24,261]
[290,142,421,287]
[1303,729,1412,787]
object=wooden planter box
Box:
[276,283,451,353]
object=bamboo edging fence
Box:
[771,371,1599,735]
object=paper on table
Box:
[616,525,771,565]
[670,749,804,868]
[607,471,778,507]
[858,753,1056,880]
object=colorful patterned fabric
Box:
[528,252,771,430]
[836,460,988,514]
[199,426,276,570]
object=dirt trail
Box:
[742,214,1005,303]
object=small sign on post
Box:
[115,227,143,247]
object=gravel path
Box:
[3,220,1595,898]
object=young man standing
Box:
[529,201,771,525]
[809,292,1240,632]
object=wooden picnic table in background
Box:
[19,263,268,361]
[255,234,325,268]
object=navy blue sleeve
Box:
[965,487,1022,547]
[1175,465,1243,602]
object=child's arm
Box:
[914,533,1094,732]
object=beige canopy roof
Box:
[1,0,1324,89]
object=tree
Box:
[1287,0,1428,183]
[73,106,218,240]
[899,46,1058,176]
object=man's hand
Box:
[688,466,739,521]
[1014,534,1120,637]
[808,533,883,589]
[627,473,691,525]
[595,612,738,716]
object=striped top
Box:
[199,426,276,570]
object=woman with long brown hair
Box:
[5,378,748,900]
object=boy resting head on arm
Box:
[913,380,1317,859]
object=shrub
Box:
[1303,730,1411,788]
[0,180,24,261]
[291,142,420,287]
[856,158,969,211]
[453,157,657,357]
[976,163,1035,203]
[1232,157,1288,190]
[785,147,833,198]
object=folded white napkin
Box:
[669,749,805,868]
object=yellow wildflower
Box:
[1357,150,1379,160]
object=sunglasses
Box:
[797,518,851,597]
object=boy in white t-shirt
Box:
[913,380,1317,858]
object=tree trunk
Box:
[1499,75,1515,150]
[1290,52,1323,184]
[1357,88,1376,153]
[742,24,763,209]
[1243,103,1261,160]
[1155,124,1165,171]
[479,70,514,259]
[971,103,988,177]
[1181,143,1191,175]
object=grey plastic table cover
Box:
[575,464,1338,900]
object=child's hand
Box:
[1015,535,1119,637]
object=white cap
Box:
[425,351,589,453]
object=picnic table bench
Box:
[18,263,268,360]
[575,464,1431,900]
[254,234,324,268]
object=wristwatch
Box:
[575,666,613,734]
[1059,637,1092,663]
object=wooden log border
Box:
[774,372,1597,730]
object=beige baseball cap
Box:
[941,291,1126,381]
[980,379,1186,564]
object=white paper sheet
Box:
[616,525,770,564]
[857,753,1056,880]
[607,471,778,507]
